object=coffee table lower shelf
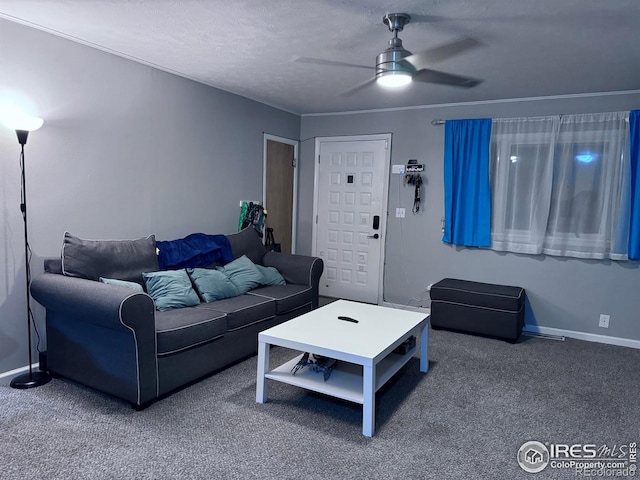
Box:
[264,347,417,404]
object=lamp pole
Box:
[9,125,52,389]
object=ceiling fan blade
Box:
[404,14,451,24]
[292,56,374,71]
[400,36,482,70]
[413,68,482,88]
[340,77,378,97]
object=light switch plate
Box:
[392,164,405,174]
[396,208,406,218]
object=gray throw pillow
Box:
[225,227,267,264]
[62,232,159,284]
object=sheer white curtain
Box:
[490,116,559,254]
[490,111,631,260]
[543,112,630,259]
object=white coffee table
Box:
[256,299,429,437]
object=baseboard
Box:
[0,362,40,380]
[379,304,640,350]
[381,302,431,315]
[523,325,640,350]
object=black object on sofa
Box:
[430,278,526,343]
[30,227,323,408]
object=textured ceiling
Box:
[1,0,639,115]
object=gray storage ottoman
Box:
[430,278,525,342]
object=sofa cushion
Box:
[255,265,286,286]
[99,277,144,292]
[200,294,275,331]
[62,232,158,284]
[216,255,264,294]
[155,305,227,355]
[225,226,267,264]
[142,269,200,311]
[247,285,313,315]
[187,268,240,302]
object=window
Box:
[490,112,630,260]
[547,142,604,236]
[505,144,552,231]
[490,116,558,254]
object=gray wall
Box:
[299,93,640,342]
[2,18,638,376]
[0,19,300,374]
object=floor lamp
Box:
[4,114,52,389]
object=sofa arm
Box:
[30,273,154,332]
[262,251,323,286]
[262,252,324,308]
[30,273,158,406]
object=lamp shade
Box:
[2,114,44,132]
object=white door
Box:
[312,134,391,304]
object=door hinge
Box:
[318,155,320,163]
[385,139,389,149]
[292,158,297,167]
[316,215,318,224]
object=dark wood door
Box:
[265,139,294,253]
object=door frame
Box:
[263,133,299,254]
[312,133,392,305]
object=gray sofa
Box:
[30,227,323,408]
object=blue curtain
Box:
[443,119,492,247]
[629,110,640,260]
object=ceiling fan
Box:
[295,13,483,96]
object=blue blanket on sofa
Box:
[156,233,234,270]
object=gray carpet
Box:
[1,329,639,480]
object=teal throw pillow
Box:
[99,277,144,292]
[142,269,200,311]
[187,268,241,302]
[216,255,264,294]
[255,265,286,286]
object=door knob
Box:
[367,233,379,239]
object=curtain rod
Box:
[432,113,630,126]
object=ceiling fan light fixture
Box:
[376,71,412,88]
[296,11,482,97]
[375,28,413,89]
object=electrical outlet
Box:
[598,314,610,328]
[395,208,405,218]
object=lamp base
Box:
[10,370,52,389]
